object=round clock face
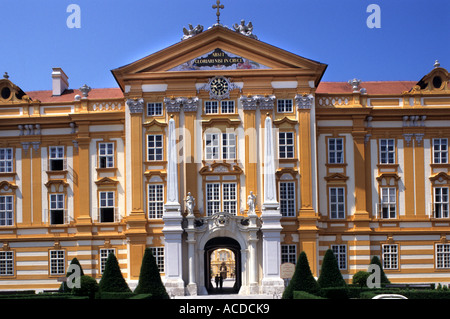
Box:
[210,77,229,97]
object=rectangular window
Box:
[221,100,235,114]
[222,183,237,215]
[147,102,163,116]
[329,187,345,219]
[0,251,14,276]
[150,247,165,273]
[49,146,65,171]
[205,133,220,160]
[205,101,219,114]
[280,182,295,217]
[328,138,344,164]
[434,187,449,218]
[379,139,395,164]
[380,187,396,219]
[433,138,448,164]
[277,99,293,113]
[331,245,347,270]
[99,143,114,168]
[50,250,65,275]
[147,135,163,161]
[279,132,295,159]
[0,195,13,226]
[382,244,398,269]
[281,244,297,264]
[50,193,65,225]
[436,244,450,269]
[100,249,115,273]
[206,183,221,216]
[222,133,236,160]
[0,148,13,173]
[99,191,115,223]
[148,184,164,219]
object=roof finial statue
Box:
[233,20,258,39]
[182,24,204,40]
[434,60,440,68]
[212,0,224,25]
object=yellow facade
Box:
[0,25,450,293]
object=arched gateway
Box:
[204,237,241,294]
[184,211,261,295]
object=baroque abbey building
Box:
[0,18,450,295]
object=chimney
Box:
[52,68,69,96]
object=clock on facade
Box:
[207,76,233,100]
[210,77,229,97]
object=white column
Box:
[260,115,284,295]
[162,117,185,296]
[248,213,259,294]
[185,215,197,295]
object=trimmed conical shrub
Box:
[134,248,169,299]
[318,249,346,288]
[59,257,85,292]
[99,253,131,292]
[369,255,390,284]
[282,251,319,299]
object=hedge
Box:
[99,292,136,299]
[293,291,325,299]
[0,293,85,299]
[129,293,153,299]
[318,287,349,299]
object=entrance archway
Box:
[204,237,241,294]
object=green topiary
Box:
[369,255,390,284]
[134,248,169,299]
[318,249,346,288]
[352,271,371,288]
[72,275,99,299]
[282,251,319,299]
[99,253,131,293]
[59,257,85,293]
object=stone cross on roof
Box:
[212,0,224,25]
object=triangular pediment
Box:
[168,48,271,72]
[112,26,327,90]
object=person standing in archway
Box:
[215,274,219,288]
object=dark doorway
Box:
[204,237,241,294]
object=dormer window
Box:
[433,76,443,89]
[1,87,11,100]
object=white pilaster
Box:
[162,118,185,296]
[260,116,284,295]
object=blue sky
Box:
[1,0,448,92]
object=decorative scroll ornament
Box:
[295,94,314,109]
[233,20,258,39]
[164,97,199,112]
[240,95,275,110]
[212,212,231,227]
[127,98,144,113]
[182,24,204,40]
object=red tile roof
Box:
[316,81,417,95]
[25,81,418,103]
[27,88,124,103]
